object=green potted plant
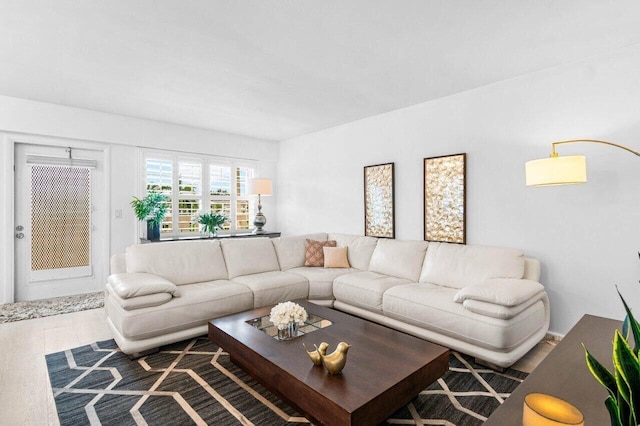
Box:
[130,193,169,241]
[194,211,227,237]
[584,254,640,426]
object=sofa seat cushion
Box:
[383,283,546,351]
[272,233,328,271]
[453,278,545,306]
[368,239,428,281]
[222,238,281,279]
[327,233,378,271]
[288,267,358,300]
[231,271,309,308]
[108,273,178,299]
[106,280,254,340]
[126,240,228,285]
[106,282,173,311]
[419,242,525,289]
[333,271,412,313]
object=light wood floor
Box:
[0,308,112,426]
[0,308,555,425]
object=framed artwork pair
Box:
[364,153,466,244]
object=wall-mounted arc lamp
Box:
[525,139,640,187]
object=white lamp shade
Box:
[247,178,273,195]
[522,393,584,426]
[525,156,587,187]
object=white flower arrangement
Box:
[269,301,308,330]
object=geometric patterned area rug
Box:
[46,337,527,425]
[0,291,104,323]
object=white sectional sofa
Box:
[106,233,549,368]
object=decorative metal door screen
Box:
[29,165,93,280]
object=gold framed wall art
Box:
[424,153,466,244]
[364,162,395,238]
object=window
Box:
[177,161,201,233]
[236,166,253,230]
[143,152,257,236]
[209,164,232,230]
[145,158,173,233]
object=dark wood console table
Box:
[140,231,280,244]
[485,314,619,425]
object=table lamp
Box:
[523,393,584,426]
[247,178,272,234]
[525,139,639,187]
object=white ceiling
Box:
[1,1,640,141]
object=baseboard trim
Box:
[545,331,564,342]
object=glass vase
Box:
[277,322,299,340]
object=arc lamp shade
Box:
[525,156,587,187]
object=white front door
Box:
[14,143,106,301]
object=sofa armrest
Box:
[106,282,174,311]
[461,295,545,320]
[453,278,544,307]
[108,273,179,299]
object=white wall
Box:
[0,95,277,303]
[277,45,640,335]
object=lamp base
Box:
[253,212,267,234]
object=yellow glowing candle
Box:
[522,393,584,426]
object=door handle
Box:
[15,233,24,239]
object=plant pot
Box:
[146,221,160,241]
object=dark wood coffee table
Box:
[485,314,619,425]
[208,300,449,426]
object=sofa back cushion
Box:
[272,233,328,270]
[419,242,525,288]
[368,239,429,281]
[523,258,541,281]
[221,238,280,279]
[126,240,228,285]
[110,253,126,274]
[328,233,378,270]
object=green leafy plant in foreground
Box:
[194,211,227,235]
[584,253,640,426]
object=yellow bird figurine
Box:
[303,342,329,366]
[316,342,351,375]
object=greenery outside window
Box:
[143,151,257,237]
